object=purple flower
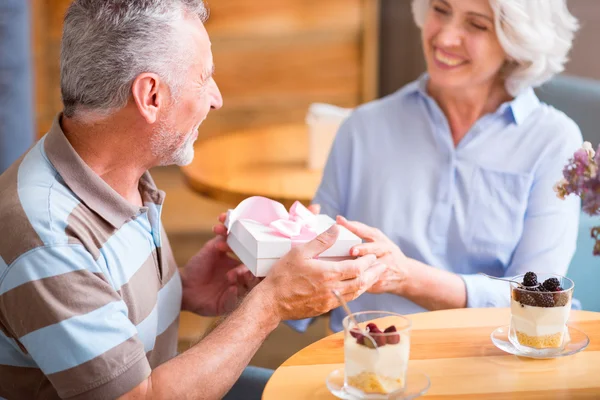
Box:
[556,142,600,256]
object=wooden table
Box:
[181,125,323,208]
[263,308,600,399]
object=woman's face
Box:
[422,0,508,93]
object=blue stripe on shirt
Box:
[16,138,78,245]
[19,300,137,374]
[0,255,7,281]
[0,245,102,295]
[157,272,182,335]
[0,330,37,368]
[135,271,182,352]
[136,305,158,353]
[100,220,154,290]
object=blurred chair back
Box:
[535,74,600,311]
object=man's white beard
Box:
[152,126,197,167]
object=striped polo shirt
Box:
[0,115,182,399]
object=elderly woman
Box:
[291,0,582,333]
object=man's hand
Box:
[181,236,260,316]
[257,224,387,321]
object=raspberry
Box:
[365,323,385,346]
[362,335,378,348]
[374,334,387,347]
[349,328,362,339]
[523,272,538,287]
[356,334,364,345]
[384,326,400,345]
[356,334,377,348]
[543,278,561,292]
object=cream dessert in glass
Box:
[343,311,411,397]
[509,272,574,355]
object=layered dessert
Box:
[344,322,409,395]
[510,272,572,349]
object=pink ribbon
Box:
[225,196,318,240]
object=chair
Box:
[535,74,600,311]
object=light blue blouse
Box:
[290,75,582,333]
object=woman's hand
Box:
[336,215,409,295]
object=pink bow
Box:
[225,196,318,240]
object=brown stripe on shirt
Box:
[47,336,150,400]
[139,172,165,206]
[65,204,117,260]
[147,315,180,368]
[0,155,44,266]
[0,364,59,400]
[0,270,118,338]
[119,251,161,326]
[158,226,179,285]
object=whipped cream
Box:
[510,298,571,336]
[344,336,409,379]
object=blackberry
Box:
[534,291,555,308]
[543,278,561,292]
[523,272,538,287]
[517,291,537,307]
[554,291,570,307]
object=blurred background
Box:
[1,0,600,370]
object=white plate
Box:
[491,324,589,359]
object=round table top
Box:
[181,124,322,208]
[262,308,600,399]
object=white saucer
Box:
[491,324,589,359]
[326,368,430,400]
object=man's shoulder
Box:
[0,141,85,265]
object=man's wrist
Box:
[245,283,281,334]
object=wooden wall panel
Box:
[32,0,71,136]
[31,0,379,138]
[205,0,363,36]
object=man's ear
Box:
[131,72,164,124]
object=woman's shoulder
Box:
[526,102,583,148]
[347,80,424,125]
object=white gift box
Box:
[225,201,361,277]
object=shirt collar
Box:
[44,114,165,229]
[404,73,540,125]
[508,87,540,125]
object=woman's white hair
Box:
[61,0,209,118]
[411,0,579,96]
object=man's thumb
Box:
[301,224,339,259]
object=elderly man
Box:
[0,1,386,399]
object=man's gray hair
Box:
[61,0,208,118]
